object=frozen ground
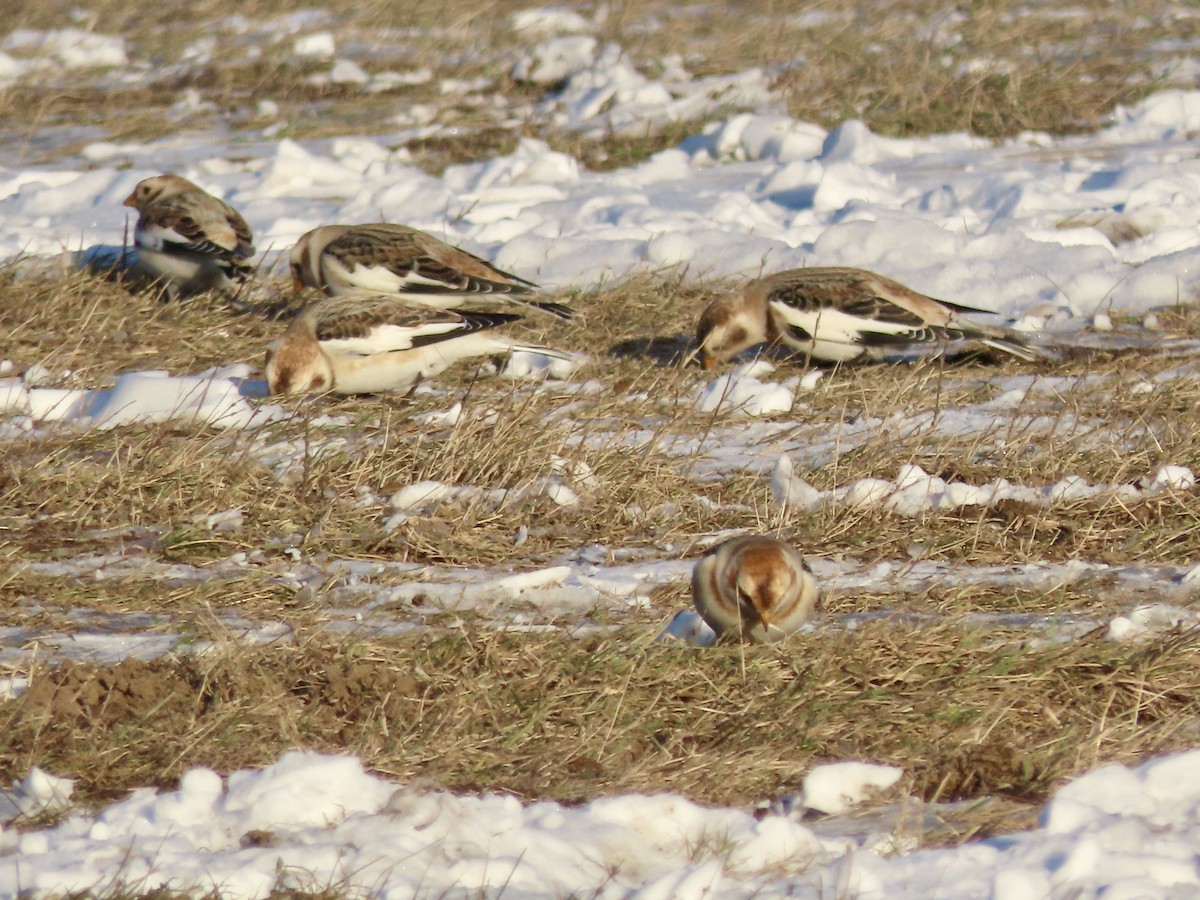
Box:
[3,8,1200,898]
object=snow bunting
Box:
[289,223,574,320]
[695,267,1036,368]
[123,174,255,298]
[691,535,819,643]
[265,295,574,396]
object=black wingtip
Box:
[528,300,577,321]
[222,260,257,283]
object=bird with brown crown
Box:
[695,267,1036,369]
[289,223,574,320]
[265,295,575,396]
[691,535,820,643]
[122,174,255,298]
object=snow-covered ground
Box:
[4,9,1200,897]
[4,24,1200,318]
[7,747,1200,898]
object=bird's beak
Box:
[122,192,137,208]
[687,346,715,370]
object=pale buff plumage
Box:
[265,295,574,396]
[289,223,574,320]
[123,174,255,297]
[691,535,820,643]
[695,267,1036,368]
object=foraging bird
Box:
[691,535,820,643]
[695,267,1036,368]
[123,174,255,297]
[289,223,574,320]
[265,295,575,396]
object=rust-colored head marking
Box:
[265,339,333,396]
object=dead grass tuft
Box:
[4,624,1200,846]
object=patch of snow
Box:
[527,42,780,138]
[292,32,334,58]
[801,763,905,815]
[0,769,74,825]
[511,7,595,36]
[513,35,598,84]
[502,348,584,380]
[3,81,1200,319]
[770,454,823,510]
[0,366,280,432]
[694,361,795,416]
[657,609,717,646]
[2,28,127,70]
[770,463,1197,518]
[11,748,1200,897]
[1106,603,1198,640]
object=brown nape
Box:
[269,371,290,396]
[268,365,328,396]
[723,325,748,353]
[695,303,730,356]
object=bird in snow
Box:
[122,174,255,298]
[265,295,575,396]
[691,535,820,643]
[694,267,1036,368]
[289,223,575,320]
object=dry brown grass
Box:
[4,622,1200,848]
[3,264,1200,851]
[3,0,1200,857]
[9,268,1195,574]
[5,270,1200,566]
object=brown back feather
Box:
[328,224,536,291]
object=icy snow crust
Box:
[9,748,1200,898]
[6,14,1200,899]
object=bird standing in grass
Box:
[123,174,255,298]
[695,267,1035,368]
[265,295,575,396]
[290,223,575,320]
[691,535,820,643]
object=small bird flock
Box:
[120,171,1050,642]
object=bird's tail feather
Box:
[502,341,580,364]
[453,295,576,321]
[955,318,1047,363]
[521,299,577,321]
[977,334,1042,363]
